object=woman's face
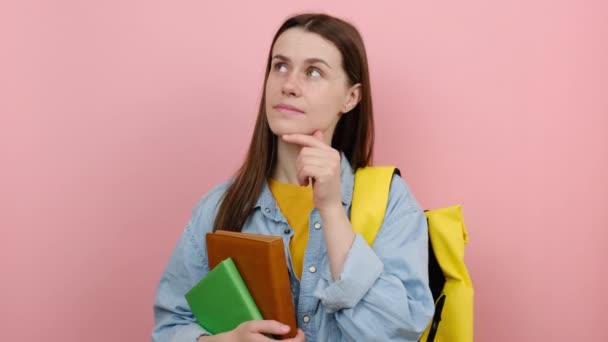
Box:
[265,28,360,141]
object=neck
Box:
[271,138,302,185]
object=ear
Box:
[342,83,362,114]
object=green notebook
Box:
[185,257,263,335]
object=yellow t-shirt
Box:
[268,178,314,279]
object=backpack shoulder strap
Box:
[351,166,399,245]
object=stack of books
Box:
[185,230,297,339]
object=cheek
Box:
[264,79,278,109]
[264,79,274,98]
[266,73,283,93]
[309,88,344,119]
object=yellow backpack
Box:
[350,166,474,342]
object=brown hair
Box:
[213,13,374,232]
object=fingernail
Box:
[281,325,290,332]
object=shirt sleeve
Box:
[313,175,435,341]
[152,221,211,342]
[152,186,225,342]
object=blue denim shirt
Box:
[152,154,434,341]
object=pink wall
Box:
[1,0,606,340]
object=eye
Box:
[273,62,288,73]
[307,68,322,78]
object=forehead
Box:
[272,28,342,64]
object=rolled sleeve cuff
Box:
[171,323,209,342]
[313,234,384,313]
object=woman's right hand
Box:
[198,320,306,342]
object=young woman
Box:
[152,13,434,342]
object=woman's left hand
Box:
[281,130,342,214]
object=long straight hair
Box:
[213,13,375,232]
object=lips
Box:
[274,103,304,113]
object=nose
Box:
[281,72,301,97]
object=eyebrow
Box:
[271,54,332,69]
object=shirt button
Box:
[308,265,317,273]
[314,222,322,230]
[265,208,271,214]
[303,315,310,323]
[283,229,291,235]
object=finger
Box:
[298,146,341,168]
[295,161,311,186]
[296,161,324,187]
[295,166,309,187]
[295,154,320,186]
[244,320,291,335]
[282,133,328,149]
[297,146,337,165]
[297,164,325,186]
[296,153,340,180]
[250,334,282,342]
[312,129,323,142]
[283,329,306,342]
[296,151,331,187]
[296,154,328,173]
[299,146,332,159]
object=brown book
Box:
[206,230,297,339]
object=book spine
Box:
[225,259,264,321]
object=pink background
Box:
[1,0,606,341]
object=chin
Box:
[267,120,312,136]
